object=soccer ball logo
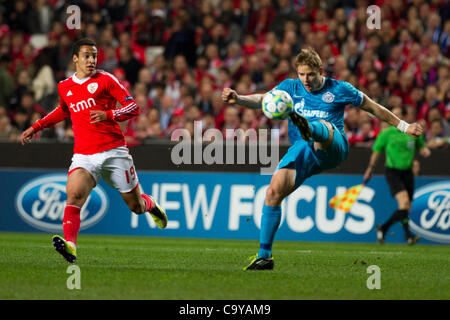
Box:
[262,90,294,120]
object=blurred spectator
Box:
[382,69,399,97]
[367,80,385,105]
[147,108,160,127]
[270,0,301,41]
[19,91,46,117]
[135,93,151,116]
[30,51,57,108]
[349,106,380,147]
[426,107,450,135]
[118,46,143,86]
[7,1,31,34]
[164,9,196,66]
[426,119,449,149]
[385,45,405,72]
[344,107,360,139]
[222,106,240,140]
[394,71,414,106]
[28,0,53,34]
[11,42,34,75]
[197,78,215,115]
[133,115,151,143]
[387,95,403,110]
[9,68,32,111]
[0,54,14,107]
[234,0,253,38]
[410,87,425,110]
[165,107,185,138]
[11,108,29,134]
[202,113,216,132]
[98,45,118,73]
[0,114,18,141]
[159,94,175,131]
[185,105,202,123]
[116,31,146,66]
[149,82,165,110]
[241,109,258,130]
[248,0,275,40]
[0,0,447,149]
[417,85,446,121]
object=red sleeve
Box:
[32,103,70,132]
[104,72,140,122]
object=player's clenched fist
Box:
[20,127,35,145]
[222,88,238,104]
[406,122,423,138]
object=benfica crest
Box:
[87,82,98,94]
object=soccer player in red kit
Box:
[20,38,167,263]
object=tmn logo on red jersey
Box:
[69,98,96,112]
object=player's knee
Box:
[397,193,411,209]
[66,189,88,206]
[265,186,284,205]
[399,199,411,210]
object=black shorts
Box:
[385,168,414,200]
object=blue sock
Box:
[258,205,282,259]
[309,121,329,142]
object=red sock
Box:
[63,205,81,244]
[141,194,155,211]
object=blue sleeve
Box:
[274,79,295,94]
[338,81,363,107]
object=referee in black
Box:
[364,106,431,245]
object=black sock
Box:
[398,210,412,239]
[382,209,405,232]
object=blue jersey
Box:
[275,77,363,144]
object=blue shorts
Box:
[277,124,349,188]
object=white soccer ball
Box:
[262,90,294,120]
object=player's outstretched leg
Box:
[243,204,281,270]
[244,169,295,271]
[141,193,168,229]
[52,204,81,262]
[52,235,77,263]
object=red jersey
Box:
[32,69,139,154]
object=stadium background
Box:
[0,0,449,245]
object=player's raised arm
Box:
[359,93,423,138]
[221,87,264,109]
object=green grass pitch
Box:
[0,232,448,300]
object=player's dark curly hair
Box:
[72,38,97,57]
[294,47,323,71]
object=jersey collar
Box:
[72,70,97,85]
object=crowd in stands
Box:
[0,0,448,150]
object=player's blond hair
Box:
[294,48,323,71]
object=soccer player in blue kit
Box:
[221,48,424,270]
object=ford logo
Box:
[409,181,450,244]
[15,174,108,232]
